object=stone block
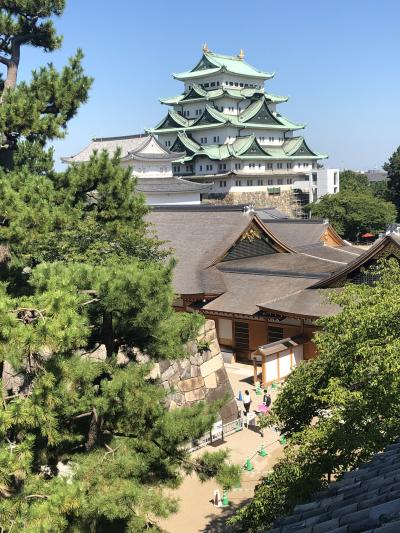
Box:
[206,382,234,404]
[169,392,185,406]
[200,354,223,378]
[161,364,176,381]
[209,339,221,357]
[187,340,198,356]
[185,388,206,403]
[190,354,204,366]
[205,319,215,333]
[204,328,217,343]
[204,373,217,389]
[159,360,171,373]
[169,372,181,386]
[220,399,239,423]
[191,365,201,378]
[148,363,160,380]
[178,376,205,392]
[215,367,228,385]
[179,361,192,380]
[161,381,170,390]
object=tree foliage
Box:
[384,145,400,217]
[0,2,238,530]
[305,186,396,241]
[0,1,92,169]
[232,260,400,532]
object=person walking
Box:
[263,390,271,408]
[243,390,252,415]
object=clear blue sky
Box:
[17,0,400,171]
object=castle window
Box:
[247,179,253,186]
[204,83,209,88]
[211,82,215,87]
[219,180,227,187]
[229,81,233,86]
[267,179,273,185]
[267,163,273,169]
[269,136,275,142]
[235,180,242,186]
[199,165,203,171]
[277,163,283,169]
[213,136,220,143]
[240,82,244,87]
[277,178,283,184]
[257,179,263,185]
[219,163,227,170]
[286,178,293,184]
[235,82,239,86]
[235,163,241,170]
[287,162,292,169]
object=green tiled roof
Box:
[148,103,303,134]
[160,85,288,105]
[172,135,327,163]
[173,51,274,81]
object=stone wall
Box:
[152,319,238,423]
[3,320,238,423]
[204,190,299,217]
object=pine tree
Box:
[0,1,92,169]
[0,3,240,530]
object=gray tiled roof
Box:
[62,134,150,162]
[263,440,400,533]
[262,220,330,249]
[136,177,211,193]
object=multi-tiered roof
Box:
[148,47,327,169]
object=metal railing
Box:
[186,417,244,453]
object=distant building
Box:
[148,45,339,202]
[365,169,387,183]
[62,134,210,205]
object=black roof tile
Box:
[262,441,400,533]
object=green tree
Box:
[384,145,400,217]
[339,169,369,191]
[306,189,396,241]
[0,3,240,531]
[0,1,92,169]
[231,260,400,532]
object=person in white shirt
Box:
[243,390,252,414]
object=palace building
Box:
[62,134,210,205]
[147,205,398,385]
[148,45,339,202]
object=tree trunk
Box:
[0,42,21,171]
[4,41,20,93]
[102,310,115,358]
[86,407,102,450]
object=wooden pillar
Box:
[290,347,294,370]
[253,357,258,385]
[277,351,280,381]
[262,354,266,386]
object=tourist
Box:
[243,390,252,414]
[263,390,272,408]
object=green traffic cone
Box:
[222,489,230,506]
[279,435,287,445]
[258,443,268,457]
[244,457,254,471]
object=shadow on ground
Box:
[201,499,251,532]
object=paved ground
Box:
[157,362,284,533]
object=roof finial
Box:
[203,42,209,53]
[238,48,245,60]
